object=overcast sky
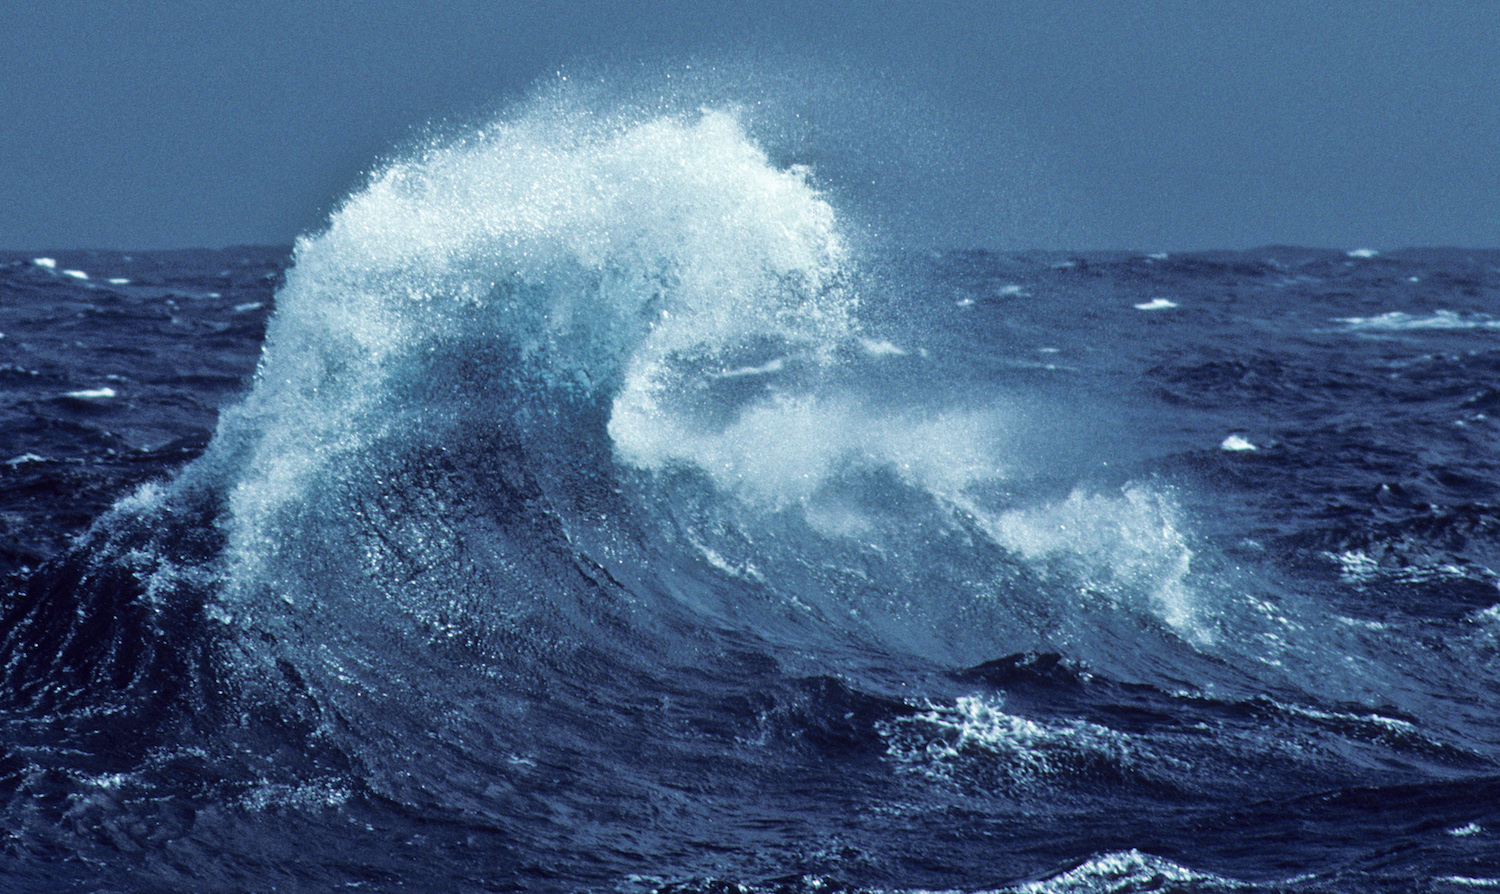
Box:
[3,1,1497,251]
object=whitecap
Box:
[61,269,88,280]
[1347,248,1380,258]
[31,257,56,268]
[1219,434,1256,452]
[64,387,117,400]
[1007,849,1245,893]
[1134,297,1177,310]
[878,694,1131,786]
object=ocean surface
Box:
[3,103,1500,894]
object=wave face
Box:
[3,84,1500,893]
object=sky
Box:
[2,0,1497,252]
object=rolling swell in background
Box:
[1,76,1499,892]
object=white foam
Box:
[1134,297,1177,311]
[234,301,266,313]
[1347,248,1380,258]
[1274,699,1418,735]
[612,393,1006,508]
[64,387,117,400]
[879,694,1130,785]
[1332,549,1479,591]
[82,771,134,792]
[61,269,88,280]
[239,780,352,812]
[4,452,46,466]
[115,481,168,514]
[1450,822,1483,837]
[1333,613,1393,632]
[971,486,1208,642]
[1008,850,1234,893]
[859,337,908,357]
[711,358,786,379]
[1146,252,1169,260]
[1219,434,1256,452]
[687,532,765,584]
[107,277,131,285]
[1338,310,1500,332]
[1334,550,1380,584]
[31,257,55,268]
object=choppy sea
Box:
[2,100,1499,893]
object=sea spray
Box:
[206,106,854,625]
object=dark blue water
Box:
[2,98,1499,894]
